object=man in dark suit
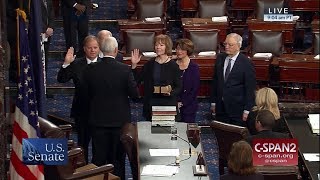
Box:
[211,33,256,126]
[57,35,100,162]
[96,30,123,62]
[82,36,139,179]
[61,0,89,57]
[41,0,54,70]
[246,109,289,146]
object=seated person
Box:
[246,109,289,146]
[246,87,289,135]
[220,141,264,180]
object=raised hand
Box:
[64,47,76,65]
[131,49,142,69]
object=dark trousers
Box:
[44,38,51,70]
[91,126,126,180]
[62,12,88,56]
[75,117,91,163]
[216,101,245,127]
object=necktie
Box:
[224,58,232,81]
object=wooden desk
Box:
[181,18,229,43]
[180,0,198,17]
[250,57,272,82]
[137,122,210,180]
[229,0,255,26]
[285,116,320,180]
[289,0,320,12]
[247,19,296,53]
[230,0,255,11]
[273,54,320,101]
[311,19,319,31]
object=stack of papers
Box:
[141,165,179,176]
[303,153,320,161]
[198,51,216,56]
[314,54,319,60]
[293,16,300,21]
[149,149,180,157]
[253,53,273,58]
[307,114,319,134]
[143,52,157,57]
[211,16,228,22]
[145,17,161,22]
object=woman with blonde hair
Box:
[220,140,263,180]
[246,87,288,135]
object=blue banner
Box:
[22,138,68,165]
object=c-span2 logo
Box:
[22,138,68,165]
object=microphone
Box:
[156,124,192,157]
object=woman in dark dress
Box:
[131,34,182,121]
[246,87,288,135]
[175,39,200,123]
[220,141,264,180]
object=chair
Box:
[57,147,120,180]
[256,0,285,20]
[120,123,139,180]
[250,30,283,57]
[255,165,301,180]
[313,32,319,55]
[186,29,220,53]
[38,117,73,148]
[124,31,155,55]
[136,0,165,19]
[210,120,249,175]
[197,0,227,18]
[304,32,320,55]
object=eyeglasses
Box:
[223,42,237,47]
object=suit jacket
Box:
[40,0,54,32]
[115,53,123,62]
[57,57,94,118]
[246,110,289,135]
[211,52,256,120]
[177,60,200,119]
[132,58,182,119]
[82,57,139,127]
[60,0,90,17]
[220,173,264,180]
[246,130,290,146]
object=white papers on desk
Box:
[198,51,216,56]
[293,16,300,21]
[152,106,176,112]
[145,17,161,22]
[303,153,320,162]
[149,149,180,157]
[211,16,228,22]
[253,53,272,58]
[307,114,320,134]
[314,54,319,60]
[142,52,157,57]
[141,165,179,176]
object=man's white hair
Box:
[227,33,243,48]
[100,36,118,54]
